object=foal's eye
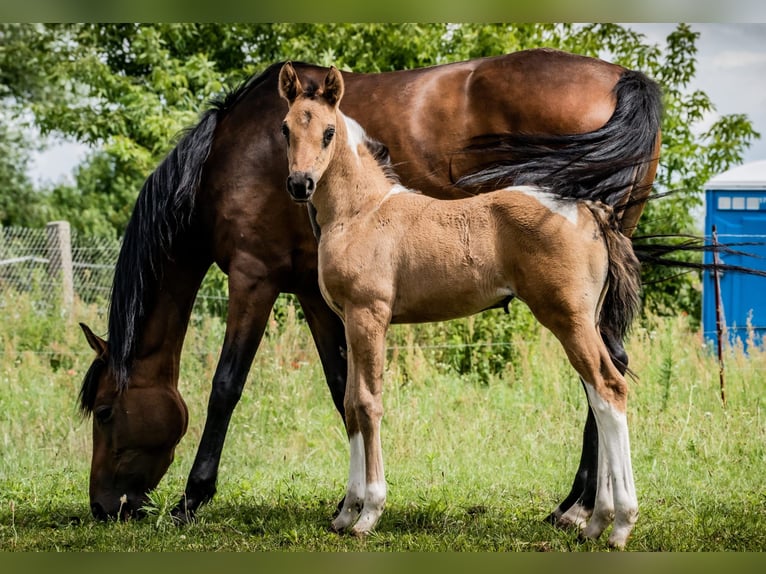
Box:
[94,405,113,425]
[323,126,335,147]
[281,122,290,143]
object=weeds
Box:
[0,291,765,550]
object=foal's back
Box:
[348,186,609,324]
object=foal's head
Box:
[278,62,345,203]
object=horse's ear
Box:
[323,66,344,107]
[278,61,302,104]
[80,322,108,358]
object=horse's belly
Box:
[391,281,512,324]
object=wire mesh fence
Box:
[0,222,120,309]
[0,222,229,315]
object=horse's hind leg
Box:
[171,275,280,522]
[546,327,628,528]
[545,400,597,528]
[297,292,348,421]
[557,325,638,548]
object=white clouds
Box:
[712,50,766,69]
[29,138,88,186]
[685,24,766,163]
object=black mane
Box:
[362,135,401,185]
[78,356,106,415]
[79,63,283,410]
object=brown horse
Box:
[77,49,661,523]
[278,62,643,549]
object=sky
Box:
[632,23,766,164]
[26,23,766,185]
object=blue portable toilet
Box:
[702,160,766,349]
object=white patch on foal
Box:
[331,432,366,531]
[341,113,367,160]
[380,183,416,204]
[387,184,411,196]
[511,185,580,226]
[581,381,638,549]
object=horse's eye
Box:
[94,405,113,425]
[281,122,290,143]
[323,126,335,147]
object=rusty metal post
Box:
[711,225,726,407]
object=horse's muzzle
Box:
[286,172,315,202]
[90,495,147,522]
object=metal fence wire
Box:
[0,223,120,307]
[0,222,232,317]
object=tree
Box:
[1,23,758,318]
[0,24,46,227]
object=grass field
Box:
[0,291,764,551]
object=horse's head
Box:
[278,62,345,203]
[79,323,189,521]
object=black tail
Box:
[107,109,219,390]
[455,69,662,208]
[632,235,766,279]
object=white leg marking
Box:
[331,432,366,532]
[558,500,592,530]
[353,481,387,534]
[352,428,387,535]
[582,413,615,540]
[582,382,638,548]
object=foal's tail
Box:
[587,203,643,341]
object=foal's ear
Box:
[278,61,302,104]
[322,66,344,107]
[80,322,108,358]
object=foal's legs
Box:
[331,305,389,536]
[556,324,638,549]
[547,328,628,528]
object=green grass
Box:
[0,292,765,551]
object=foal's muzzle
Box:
[286,172,315,202]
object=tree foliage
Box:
[0,23,759,319]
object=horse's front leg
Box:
[171,271,280,522]
[331,305,389,536]
[297,292,349,515]
[296,291,348,422]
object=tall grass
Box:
[0,291,764,551]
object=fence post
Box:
[711,225,726,408]
[46,221,74,313]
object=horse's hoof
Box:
[330,516,350,534]
[555,503,592,530]
[350,525,371,538]
[332,496,346,519]
[542,510,562,525]
[170,505,196,526]
[607,537,628,551]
